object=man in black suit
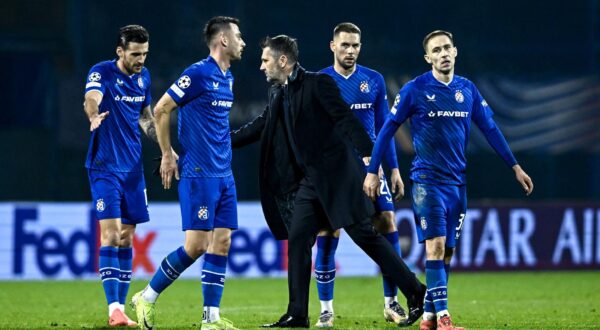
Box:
[231,35,426,328]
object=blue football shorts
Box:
[375,175,395,213]
[363,164,395,213]
[411,181,467,248]
[178,175,238,231]
[88,169,150,224]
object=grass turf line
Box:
[0,271,598,329]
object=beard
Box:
[337,57,355,70]
[124,60,142,75]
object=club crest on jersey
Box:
[359,81,370,93]
[96,199,105,212]
[88,72,101,82]
[198,206,209,220]
[455,90,464,103]
[420,217,427,230]
[138,77,144,88]
[178,75,191,89]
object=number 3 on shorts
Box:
[455,213,465,239]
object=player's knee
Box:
[119,230,135,247]
[210,235,232,255]
[184,241,208,260]
[101,231,120,247]
[425,239,446,259]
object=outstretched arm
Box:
[231,106,268,148]
[84,91,108,131]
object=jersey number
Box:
[455,213,465,239]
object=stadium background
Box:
[1,0,599,277]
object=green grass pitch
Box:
[0,271,598,329]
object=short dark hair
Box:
[203,16,240,46]
[260,35,299,64]
[422,30,454,52]
[333,22,361,38]
[117,25,149,49]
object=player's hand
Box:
[390,168,405,201]
[363,173,381,201]
[513,164,533,196]
[89,112,109,131]
[153,150,179,177]
[160,153,179,189]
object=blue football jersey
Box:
[389,71,516,185]
[84,60,152,172]
[320,65,398,168]
[167,56,234,178]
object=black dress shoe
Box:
[261,313,309,328]
[399,283,426,327]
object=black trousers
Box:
[286,178,422,318]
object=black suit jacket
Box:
[232,65,375,239]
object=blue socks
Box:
[382,232,401,299]
[202,254,228,307]
[425,260,448,314]
[315,236,339,302]
[118,247,132,305]
[99,246,120,305]
[424,261,452,314]
[149,246,195,294]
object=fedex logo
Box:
[13,208,97,276]
[8,204,287,279]
[228,229,287,274]
[12,206,156,278]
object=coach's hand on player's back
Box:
[89,111,109,131]
[160,152,179,189]
[513,164,534,196]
